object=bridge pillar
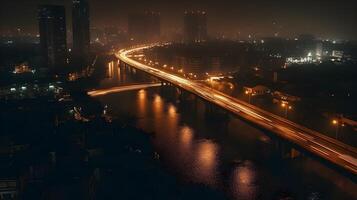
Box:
[159,81,174,96]
[204,101,230,122]
[171,89,198,113]
[274,139,301,159]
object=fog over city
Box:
[1,0,357,39]
[1,0,357,199]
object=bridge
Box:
[116,44,357,175]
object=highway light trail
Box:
[117,45,357,175]
[88,83,161,97]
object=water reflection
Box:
[193,140,219,185]
[98,88,357,200]
[117,65,121,80]
[168,104,177,118]
[231,161,257,200]
[107,61,114,78]
[153,94,163,120]
[101,60,129,88]
[137,89,147,118]
[166,104,178,136]
[119,63,127,83]
[178,126,193,155]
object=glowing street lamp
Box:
[331,119,343,139]
[245,90,252,103]
[332,119,338,125]
[281,102,292,118]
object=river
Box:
[93,61,357,199]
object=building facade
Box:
[128,12,161,43]
[72,0,90,66]
[184,11,207,43]
[38,5,67,72]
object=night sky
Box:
[1,0,356,40]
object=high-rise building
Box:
[104,26,119,44]
[72,0,90,65]
[184,11,207,43]
[38,5,67,72]
[128,12,161,42]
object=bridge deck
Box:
[117,45,357,175]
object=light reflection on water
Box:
[231,161,257,200]
[152,94,164,133]
[193,140,219,186]
[179,126,193,155]
[140,92,220,186]
[97,85,357,199]
[137,89,147,117]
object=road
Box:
[88,83,161,97]
[116,45,357,175]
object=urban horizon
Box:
[1,0,357,40]
[0,0,356,199]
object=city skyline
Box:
[72,0,90,65]
[1,0,357,199]
[1,0,357,40]
[38,5,67,71]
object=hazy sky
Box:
[1,0,356,39]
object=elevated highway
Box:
[117,45,357,175]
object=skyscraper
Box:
[72,0,90,66]
[38,5,67,72]
[128,12,161,43]
[184,11,207,43]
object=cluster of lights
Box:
[135,55,196,79]
[331,119,345,127]
[281,102,292,110]
[286,52,320,65]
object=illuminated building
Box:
[38,5,67,72]
[13,63,34,74]
[0,179,17,199]
[184,11,207,43]
[332,50,344,59]
[173,55,204,75]
[315,42,323,59]
[104,26,121,44]
[90,27,105,44]
[243,85,271,96]
[128,12,161,42]
[72,0,90,66]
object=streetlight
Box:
[281,102,292,118]
[245,90,252,104]
[331,119,342,139]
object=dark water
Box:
[95,62,357,199]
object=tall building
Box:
[128,12,161,42]
[104,26,119,44]
[184,11,207,43]
[72,0,90,65]
[38,5,67,72]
